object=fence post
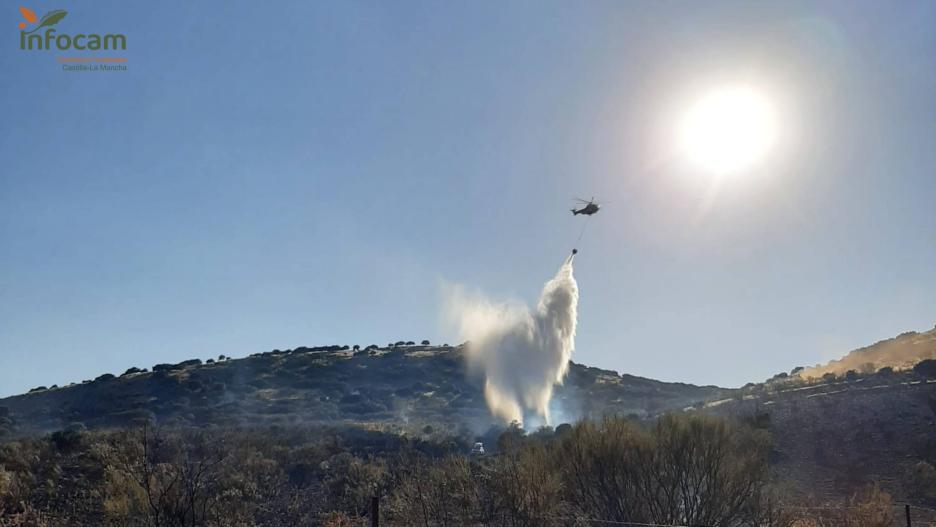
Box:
[371,495,380,527]
[906,503,911,527]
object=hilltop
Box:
[801,325,936,378]
[0,344,728,438]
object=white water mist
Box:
[445,261,578,425]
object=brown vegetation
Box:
[1,412,917,526]
[801,325,936,379]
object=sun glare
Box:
[679,86,777,175]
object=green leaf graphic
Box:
[24,10,67,34]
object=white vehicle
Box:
[470,442,485,456]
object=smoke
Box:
[444,261,578,426]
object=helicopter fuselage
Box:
[572,203,599,215]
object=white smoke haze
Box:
[444,262,578,426]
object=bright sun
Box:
[678,86,777,175]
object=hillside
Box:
[709,366,936,504]
[0,344,728,438]
[801,325,936,378]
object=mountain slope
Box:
[709,366,936,503]
[0,345,728,438]
[802,325,936,378]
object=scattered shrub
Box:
[910,461,936,501]
[914,359,936,378]
[177,359,202,368]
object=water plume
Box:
[445,261,578,426]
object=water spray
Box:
[445,257,578,425]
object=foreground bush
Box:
[388,413,786,526]
[0,414,902,526]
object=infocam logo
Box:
[18,6,126,50]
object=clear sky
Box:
[1,1,935,397]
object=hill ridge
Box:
[0,344,729,438]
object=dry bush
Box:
[390,455,481,526]
[788,485,894,527]
[556,416,650,521]
[319,510,360,526]
[0,466,14,511]
[0,503,53,527]
[390,444,565,527]
[557,413,778,527]
[488,442,564,526]
[909,460,936,501]
[843,485,894,527]
[101,426,228,527]
[321,452,387,517]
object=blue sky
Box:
[1,1,934,397]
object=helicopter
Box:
[571,197,601,216]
